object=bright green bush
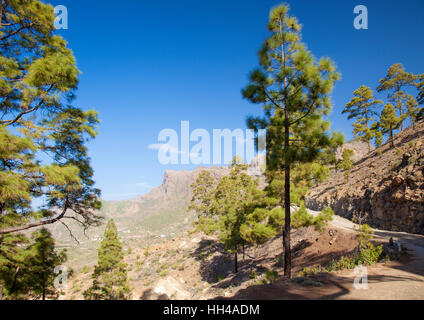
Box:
[313,207,334,232]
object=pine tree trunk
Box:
[398,94,404,131]
[283,114,292,279]
[390,128,394,148]
[365,109,371,153]
[10,266,20,295]
[234,250,238,274]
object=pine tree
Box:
[23,228,67,300]
[342,86,382,151]
[0,229,65,300]
[242,3,339,278]
[376,63,419,130]
[0,0,101,236]
[338,149,354,183]
[406,95,420,127]
[84,220,130,300]
[0,234,31,299]
[190,158,275,273]
[379,103,401,148]
[373,128,384,148]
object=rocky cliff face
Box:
[335,139,374,163]
[137,166,230,202]
[306,120,424,234]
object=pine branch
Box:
[0,198,69,235]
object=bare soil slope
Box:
[306,120,424,234]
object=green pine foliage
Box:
[312,207,334,232]
[338,149,354,183]
[379,103,401,148]
[242,3,340,278]
[377,63,420,130]
[23,229,67,300]
[0,229,66,300]
[84,220,131,300]
[342,86,382,151]
[0,0,101,236]
[190,158,276,273]
[343,64,422,148]
[417,74,424,106]
[0,233,31,298]
[357,224,383,266]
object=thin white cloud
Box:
[127,181,152,189]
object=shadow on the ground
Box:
[214,272,421,300]
[191,233,358,291]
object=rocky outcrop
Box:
[306,120,424,235]
[335,139,374,163]
[137,166,229,202]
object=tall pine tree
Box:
[242,3,339,278]
[376,63,419,130]
[0,0,101,236]
[342,86,382,151]
[379,103,401,148]
[0,233,31,299]
[84,219,130,300]
[190,158,276,273]
[0,228,66,300]
[24,228,67,300]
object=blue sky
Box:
[49,0,424,201]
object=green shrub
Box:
[292,206,314,229]
[135,260,145,269]
[357,244,383,266]
[144,247,150,257]
[217,274,225,282]
[325,256,356,272]
[313,207,334,232]
[299,266,320,277]
[265,270,279,283]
